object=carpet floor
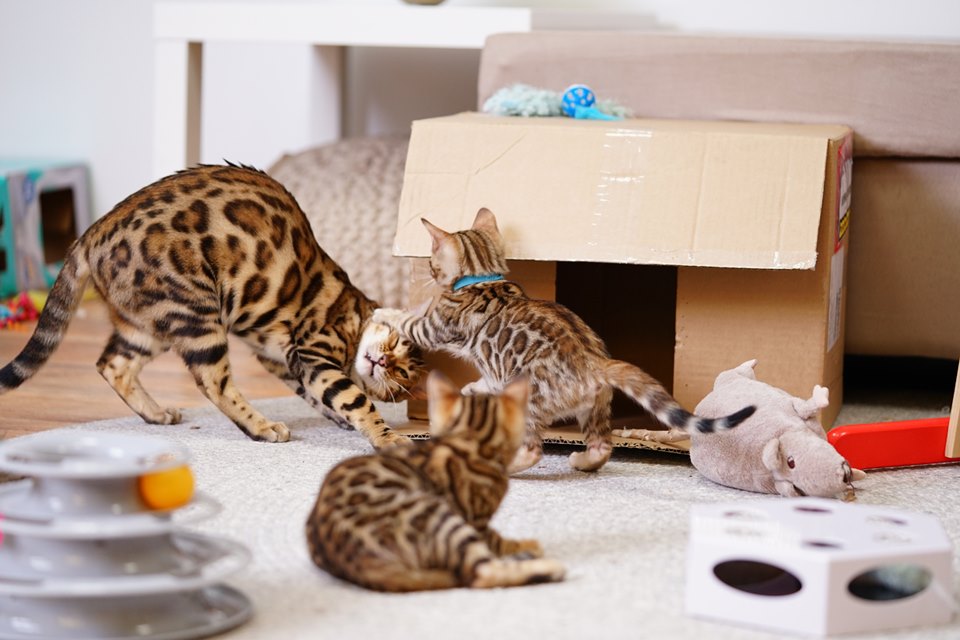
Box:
[7,398,960,640]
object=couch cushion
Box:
[479,32,960,158]
[268,136,411,309]
[846,159,960,359]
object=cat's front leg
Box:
[297,363,409,449]
[372,307,446,350]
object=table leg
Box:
[946,361,960,458]
[153,40,202,178]
[309,45,344,145]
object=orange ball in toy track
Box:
[138,465,195,510]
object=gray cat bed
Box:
[269,136,411,310]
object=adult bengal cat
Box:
[0,164,423,448]
[306,370,565,592]
[374,208,755,472]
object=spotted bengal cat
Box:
[373,208,756,473]
[0,164,423,447]
[306,370,565,592]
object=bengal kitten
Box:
[0,164,423,448]
[373,208,755,473]
[306,370,565,592]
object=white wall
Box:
[1,0,958,217]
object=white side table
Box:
[153,2,652,177]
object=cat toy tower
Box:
[0,430,252,640]
[685,497,955,636]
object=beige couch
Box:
[477,32,960,361]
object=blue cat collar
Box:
[452,274,505,291]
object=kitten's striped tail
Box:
[602,360,755,434]
[0,245,90,393]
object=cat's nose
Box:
[377,355,387,368]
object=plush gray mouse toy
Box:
[617,359,866,499]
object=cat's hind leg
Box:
[470,557,566,588]
[483,527,544,559]
[446,519,564,588]
[177,326,289,442]
[357,566,461,592]
[568,391,613,472]
[96,322,180,425]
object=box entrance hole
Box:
[39,187,78,266]
[0,204,7,273]
[556,262,677,428]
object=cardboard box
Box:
[0,160,92,297]
[393,113,852,447]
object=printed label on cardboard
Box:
[835,136,852,253]
[828,245,845,352]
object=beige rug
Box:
[14,398,960,640]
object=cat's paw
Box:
[144,407,182,425]
[501,538,544,559]
[568,443,612,472]
[371,307,405,327]
[251,421,291,443]
[507,446,543,475]
[524,558,566,584]
[471,557,565,588]
[374,429,411,450]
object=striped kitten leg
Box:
[568,391,614,472]
[177,326,290,442]
[96,322,180,425]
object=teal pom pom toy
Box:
[483,83,628,121]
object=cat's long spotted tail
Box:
[0,245,90,392]
[602,360,755,434]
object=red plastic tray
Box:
[828,417,958,470]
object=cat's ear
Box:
[426,369,461,435]
[421,218,451,253]
[472,207,499,234]
[501,375,530,408]
[500,376,530,449]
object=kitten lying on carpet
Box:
[374,208,755,473]
[306,370,564,592]
[0,164,424,448]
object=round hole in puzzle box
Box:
[794,505,833,515]
[847,564,932,601]
[721,509,768,522]
[803,539,844,550]
[713,559,803,597]
[866,514,909,527]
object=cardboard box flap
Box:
[395,113,850,270]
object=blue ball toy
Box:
[561,84,619,121]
